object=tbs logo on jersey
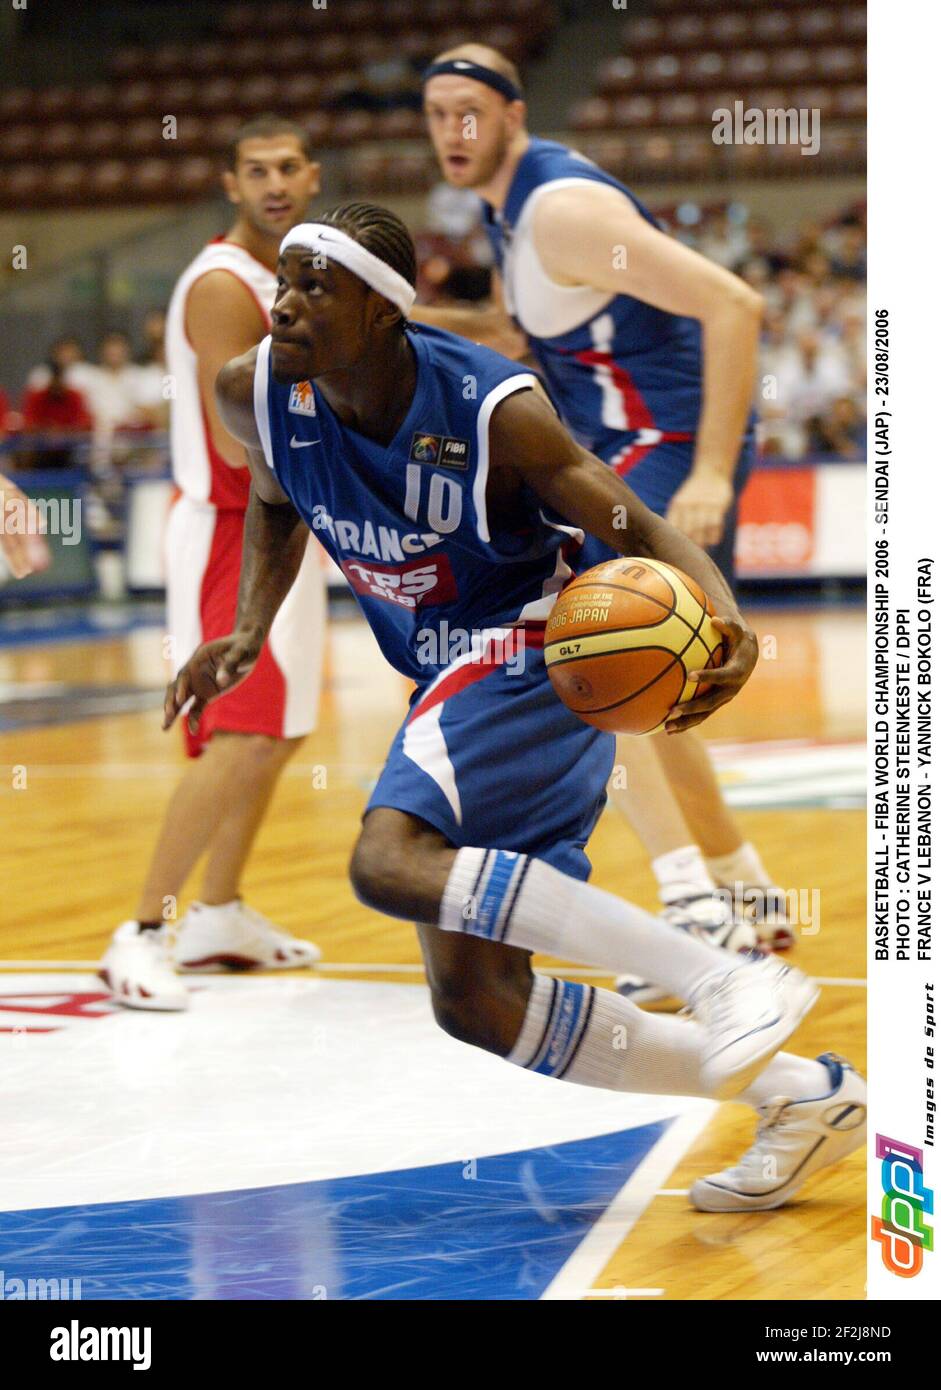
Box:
[410,432,469,469]
[288,381,317,417]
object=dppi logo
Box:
[871,1134,934,1277]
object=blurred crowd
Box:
[0,310,169,470]
[680,201,866,460]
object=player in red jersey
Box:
[100,118,325,1011]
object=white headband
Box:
[279,222,416,317]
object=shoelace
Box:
[661,897,734,934]
[733,1097,794,1177]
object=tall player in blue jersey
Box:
[419,45,794,1004]
[163,204,865,1211]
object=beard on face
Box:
[441,121,509,189]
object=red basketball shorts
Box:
[165,496,325,756]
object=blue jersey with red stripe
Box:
[482,138,705,465]
[252,323,581,686]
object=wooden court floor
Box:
[0,605,866,1300]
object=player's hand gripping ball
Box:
[544,558,726,735]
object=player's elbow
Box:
[727,279,765,324]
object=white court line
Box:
[0,960,868,987]
[657,1188,689,1196]
[540,1104,716,1301]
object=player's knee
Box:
[429,967,532,1056]
[348,832,408,912]
[218,731,301,773]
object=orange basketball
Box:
[544,557,725,734]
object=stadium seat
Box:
[196,79,241,114]
[75,85,114,116]
[90,159,132,202]
[38,123,83,159]
[2,125,35,160]
[623,17,666,50]
[613,94,658,126]
[569,97,614,131]
[0,88,31,119]
[116,82,158,116]
[3,163,44,206]
[82,120,123,156]
[280,74,324,110]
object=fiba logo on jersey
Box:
[410,432,469,469]
[288,381,317,417]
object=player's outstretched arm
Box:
[489,388,758,731]
[163,350,307,734]
[532,183,763,547]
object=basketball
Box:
[544,558,725,735]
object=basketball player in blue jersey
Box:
[163,204,866,1211]
[419,45,795,1005]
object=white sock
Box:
[440,848,738,1002]
[707,841,773,890]
[739,1051,833,1106]
[507,975,831,1105]
[506,974,711,1093]
[652,844,715,905]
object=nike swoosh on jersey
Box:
[290,435,322,448]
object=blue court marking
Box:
[0,1120,671,1300]
[0,607,164,649]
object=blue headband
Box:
[421,59,522,103]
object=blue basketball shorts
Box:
[580,433,756,584]
[365,627,615,882]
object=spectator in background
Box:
[810,395,867,459]
[828,221,866,281]
[26,334,97,399]
[732,217,790,279]
[81,331,152,463]
[0,386,10,441]
[133,308,170,431]
[760,329,853,460]
[19,359,93,468]
[697,208,749,269]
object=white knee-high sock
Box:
[440,848,737,1002]
[506,975,831,1104]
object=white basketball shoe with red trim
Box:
[172,900,321,972]
[99,921,189,1012]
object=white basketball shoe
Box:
[615,893,761,1011]
[99,920,189,1012]
[690,1053,867,1211]
[690,956,820,1099]
[739,884,797,951]
[172,900,321,972]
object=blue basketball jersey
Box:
[482,138,705,463]
[252,324,582,685]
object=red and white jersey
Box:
[165,237,276,510]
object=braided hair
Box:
[318,202,417,332]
